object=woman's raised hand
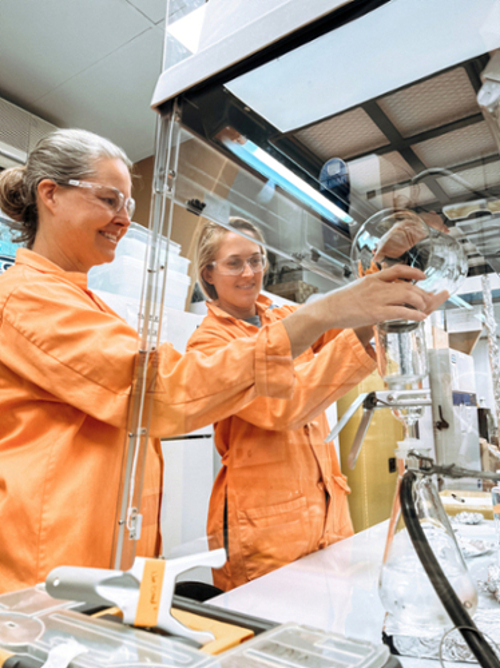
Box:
[282,265,448,358]
[330,265,448,330]
[373,211,449,262]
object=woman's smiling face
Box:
[35,157,132,274]
[204,231,264,319]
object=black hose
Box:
[400,470,500,668]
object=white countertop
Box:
[210,519,499,667]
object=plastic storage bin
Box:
[115,222,182,263]
[0,587,395,668]
[0,216,22,274]
[0,585,212,668]
[215,623,392,668]
[88,223,191,311]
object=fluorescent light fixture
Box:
[224,138,353,225]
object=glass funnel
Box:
[375,320,428,436]
[351,208,468,296]
[379,441,478,636]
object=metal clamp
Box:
[326,389,431,469]
[409,451,500,482]
[46,548,226,646]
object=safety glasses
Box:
[210,254,267,275]
[63,179,136,219]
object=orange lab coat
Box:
[186,294,377,590]
[0,250,295,593]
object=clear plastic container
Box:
[0,585,209,668]
[114,222,190,277]
[117,222,181,261]
[214,623,391,668]
[88,223,191,311]
[0,587,393,668]
[88,256,191,310]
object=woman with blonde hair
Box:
[187,217,446,590]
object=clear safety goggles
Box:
[211,254,267,275]
[64,179,136,219]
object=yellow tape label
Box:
[134,559,166,627]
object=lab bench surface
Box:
[209,519,499,667]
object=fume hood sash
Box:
[152,0,354,109]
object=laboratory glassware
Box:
[379,441,478,635]
[351,208,468,298]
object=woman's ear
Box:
[202,265,214,286]
[37,179,59,214]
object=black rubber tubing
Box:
[400,470,500,668]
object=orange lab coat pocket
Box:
[237,495,310,581]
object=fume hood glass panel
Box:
[163,0,500,287]
[173,126,353,287]
[129,0,500,639]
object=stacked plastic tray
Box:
[88,223,191,311]
[0,586,395,668]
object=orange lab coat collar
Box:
[15,248,88,290]
[206,293,274,324]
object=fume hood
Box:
[152,0,500,291]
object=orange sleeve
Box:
[311,327,344,352]
[0,281,294,437]
[150,320,295,436]
[270,300,360,353]
[187,323,376,431]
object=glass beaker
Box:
[379,441,478,635]
[351,208,468,297]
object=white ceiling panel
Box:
[348,151,416,210]
[436,160,500,197]
[34,25,164,162]
[0,0,153,105]
[126,0,168,24]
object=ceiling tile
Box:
[33,26,164,162]
[295,108,389,162]
[436,160,500,198]
[0,0,152,105]
[348,151,415,190]
[378,67,479,138]
[412,122,498,169]
[347,151,419,209]
[126,0,168,24]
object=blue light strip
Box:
[225,138,353,225]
